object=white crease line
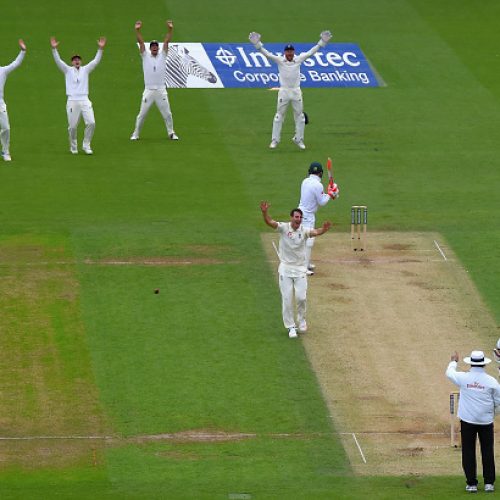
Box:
[271,241,279,258]
[433,240,448,261]
[339,431,445,436]
[0,435,113,441]
[351,433,367,464]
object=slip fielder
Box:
[50,35,106,155]
[130,20,178,141]
[0,39,26,162]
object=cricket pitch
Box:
[262,231,499,475]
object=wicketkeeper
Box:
[249,30,332,150]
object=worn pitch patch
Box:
[0,236,109,468]
[262,231,499,476]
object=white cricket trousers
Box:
[278,272,308,329]
[0,99,11,155]
[272,88,306,143]
[133,88,174,136]
[302,213,316,269]
[66,99,95,151]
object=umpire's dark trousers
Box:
[461,420,495,486]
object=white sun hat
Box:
[464,350,491,366]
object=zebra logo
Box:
[165,44,218,88]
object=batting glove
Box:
[328,183,340,199]
[319,30,332,47]
[249,32,262,48]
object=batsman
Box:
[298,159,339,275]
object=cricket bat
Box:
[326,157,334,188]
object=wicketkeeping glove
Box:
[249,32,262,48]
[328,183,340,199]
[319,30,332,47]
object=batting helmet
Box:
[308,162,323,176]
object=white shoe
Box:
[83,147,93,155]
[3,153,11,161]
[465,485,478,493]
[130,133,139,140]
[308,263,316,271]
[306,269,314,276]
[70,147,78,155]
[292,137,306,150]
[485,484,495,493]
[288,327,298,339]
[169,133,179,140]
[298,320,307,333]
[269,140,278,149]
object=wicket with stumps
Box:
[351,205,368,251]
[450,391,460,447]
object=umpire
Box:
[446,350,500,493]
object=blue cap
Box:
[284,44,295,51]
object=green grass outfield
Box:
[1,0,499,498]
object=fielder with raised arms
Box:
[130,20,179,142]
[0,39,26,162]
[51,36,106,155]
[260,200,331,338]
[249,29,332,150]
[299,161,339,275]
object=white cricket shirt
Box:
[276,222,312,276]
[141,50,167,89]
[299,174,330,216]
[259,44,322,89]
[0,50,25,99]
[52,48,103,100]
[446,361,500,425]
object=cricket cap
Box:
[284,44,295,51]
[308,162,323,176]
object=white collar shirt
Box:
[259,44,321,89]
[52,48,103,100]
[0,50,25,100]
[276,222,312,276]
[298,174,330,215]
[446,361,500,424]
[141,50,167,89]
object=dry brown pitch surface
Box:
[262,231,499,475]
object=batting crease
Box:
[433,240,448,261]
[351,433,367,464]
[0,430,450,442]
